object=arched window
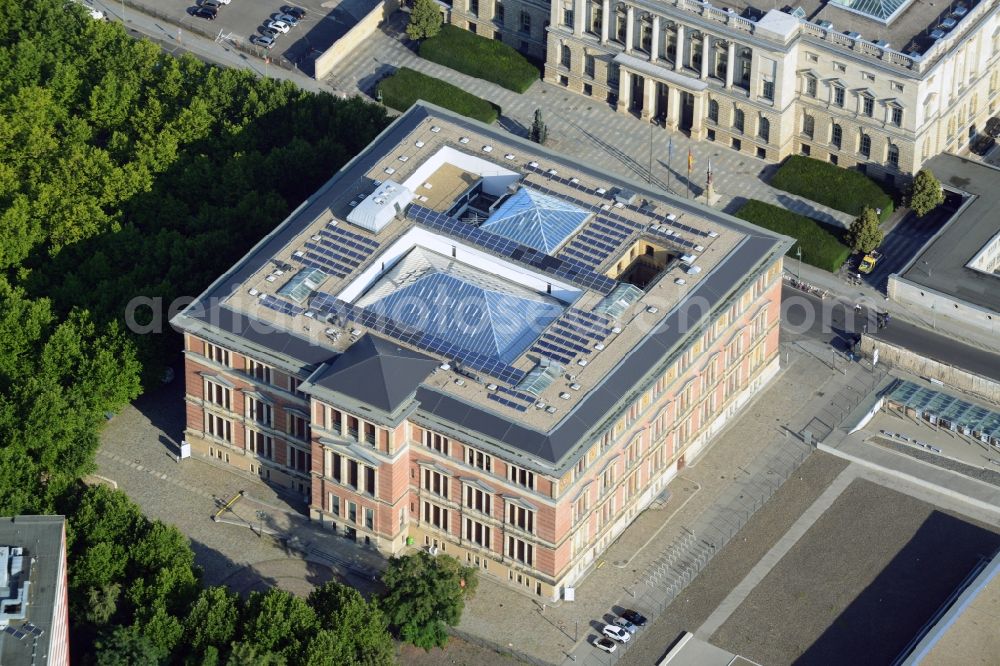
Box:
[734,108,745,132]
[708,99,719,123]
[860,132,872,157]
[888,143,900,167]
[758,116,770,142]
[639,14,652,53]
[831,123,842,149]
[561,44,571,68]
[803,114,814,138]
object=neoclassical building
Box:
[172,104,790,600]
[531,0,1000,178]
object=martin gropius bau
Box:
[541,0,1000,177]
[172,104,790,601]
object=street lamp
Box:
[796,245,803,279]
[255,510,268,538]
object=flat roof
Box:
[172,104,789,472]
[659,632,762,666]
[898,154,1000,314]
[0,516,65,666]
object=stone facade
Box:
[450,0,551,60]
[489,0,1000,178]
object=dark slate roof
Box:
[305,334,439,413]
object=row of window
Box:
[801,75,903,125]
[420,428,535,491]
[203,412,312,474]
[203,342,307,399]
[420,469,536,533]
[464,0,533,34]
[328,494,375,530]
[328,451,378,496]
[422,499,535,565]
[204,378,309,439]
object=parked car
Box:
[594,636,618,654]
[260,26,280,37]
[613,617,638,634]
[281,5,306,19]
[251,34,277,49]
[265,19,290,33]
[620,609,648,627]
[192,6,217,19]
[273,12,299,26]
[202,0,223,9]
[602,624,631,643]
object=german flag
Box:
[687,148,693,172]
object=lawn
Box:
[418,25,540,93]
[734,200,852,273]
[379,67,499,124]
[770,155,895,221]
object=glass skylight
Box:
[480,187,591,254]
[278,267,327,303]
[355,247,563,364]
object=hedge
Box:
[419,25,540,93]
[770,155,895,222]
[734,199,852,273]
[379,67,499,124]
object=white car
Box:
[265,19,290,34]
[602,624,631,643]
[594,636,618,654]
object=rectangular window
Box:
[465,485,492,514]
[507,464,535,490]
[584,54,595,78]
[329,494,339,516]
[495,0,503,23]
[247,430,274,459]
[288,377,307,399]
[762,80,774,101]
[287,445,311,473]
[423,468,449,499]
[366,466,376,497]
[348,459,359,491]
[507,504,535,533]
[601,463,616,494]
[562,7,573,26]
[806,76,816,97]
[205,380,231,410]
[834,62,846,72]
[862,95,874,117]
[424,431,450,456]
[365,507,374,530]
[246,396,272,427]
[363,422,376,446]
[891,107,903,127]
[862,72,875,81]
[348,501,357,524]
[247,359,271,384]
[289,413,309,441]
[506,536,533,565]
[464,518,491,548]
[206,413,232,442]
[205,343,230,366]
[466,447,492,472]
[423,500,449,532]
[834,86,845,107]
[519,10,530,34]
[331,452,342,483]
[891,81,904,92]
[573,490,590,522]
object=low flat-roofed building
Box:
[889,154,1000,351]
[171,103,791,599]
[0,516,69,666]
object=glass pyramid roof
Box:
[356,247,563,364]
[480,187,591,254]
[828,0,914,23]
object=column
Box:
[625,6,635,53]
[675,24,685,72]
[700,34,710,80]
[650,15,660,61]
[600,0,610,44]
[725,41,735,88]
[618,70,631,113]
[691,93,704,138]
[666,86,680,128]
[642,77,655,120]
[574,0,586,36]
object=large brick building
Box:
[451,0,1000,178]
[172,104,790,600]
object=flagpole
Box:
[667,137,672,193]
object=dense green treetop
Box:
[907,169,945,217]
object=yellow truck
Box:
[858,251,883,274]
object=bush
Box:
[734,200,852,273]
[379,67,499,124]
[770,155,895,222]
[419,25,540,93]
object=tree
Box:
[381,552,477,649]
[94,625,165,665]
[530,108,548,144]
[848,206,884,254]
[907,168,944,217]
[184,586,240,656]
[307,582,396,666]
[241,588,318,661]
[406,0,442,41]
